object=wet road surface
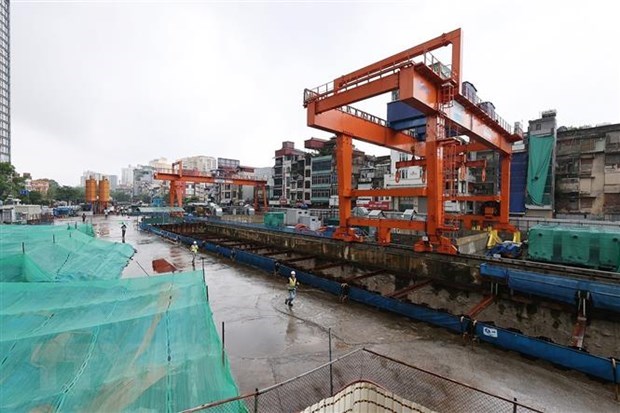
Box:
[90,215,618,413]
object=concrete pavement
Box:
[92,215,618,413]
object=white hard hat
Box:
[291,271,296,276]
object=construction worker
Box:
[190,241,199,266]
[339,282,350,303]
[284,270,299,307]
[121,222,127,243]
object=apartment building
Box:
[555,123,620,219]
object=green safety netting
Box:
[0,225,245,412]
[526,135,554,206]
[0,224,134,282]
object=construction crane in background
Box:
[153,161,269,211]
[303,28,522,254]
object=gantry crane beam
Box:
[154,172,268,188]
[309,64,517,155]
[307,101,416,152]
[333,28,462,92]
[309,103,492,156]
[154,164,268,209]
[351,187,427,198]
[349,217,426,231]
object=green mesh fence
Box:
[0,225,244,412]
[527,224,620,272]
[0,224,134,282]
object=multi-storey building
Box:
[121,165,134,187]
[310,155,332,206]
[525,110,557,218]
[246,166,274,204]
[356,155,391,209]
[555,123,620,219]
[27,179,50,195]
[132,165,157,198]
[177,156,217,202]
[271,138,373,208]
[148,158,172,171]
[272,141,308,206]
[0,0,9,163]
[181,155,217,173]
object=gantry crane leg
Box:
[333,134,362,242]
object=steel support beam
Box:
[386,279,432,299]
[466,295,495,318]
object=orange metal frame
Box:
[304,28,522,254]
[154,161,269,211]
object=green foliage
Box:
[0,163,26,201]
[46,180,60,200]
[55,185,85,203]
[111,189,131,203]
[25,190,45,205]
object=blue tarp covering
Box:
[475,322,616,382]
[141,224,620,384]
[510,151,527,214]
[480,264,620,313]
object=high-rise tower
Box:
[0,0,9,163]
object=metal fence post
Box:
[221,322,225,365]
[513,397,517,413]
[612,357,618,401]
[253,388,259,413]
[329,328,333,396]
[22,242,25,254]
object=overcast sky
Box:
[11,0,620,186]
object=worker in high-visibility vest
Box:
[284,271,299,307]
[190,241,199,267]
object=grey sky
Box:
[11,0,620,186]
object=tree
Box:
[55,186,84,203]
[46,180,60,201]
[26,190,44,205]
[111,189,131,203]
[0,163,25,201]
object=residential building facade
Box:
[272,141,308,206]
[181,155,217,173]
[555,123,620,219]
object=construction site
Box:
[2,27,619,413]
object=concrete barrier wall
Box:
[163,221,476,285]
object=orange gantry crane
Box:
[303,28,522,254]
[153,161,268,211]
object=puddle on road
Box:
[224,316,324,358]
